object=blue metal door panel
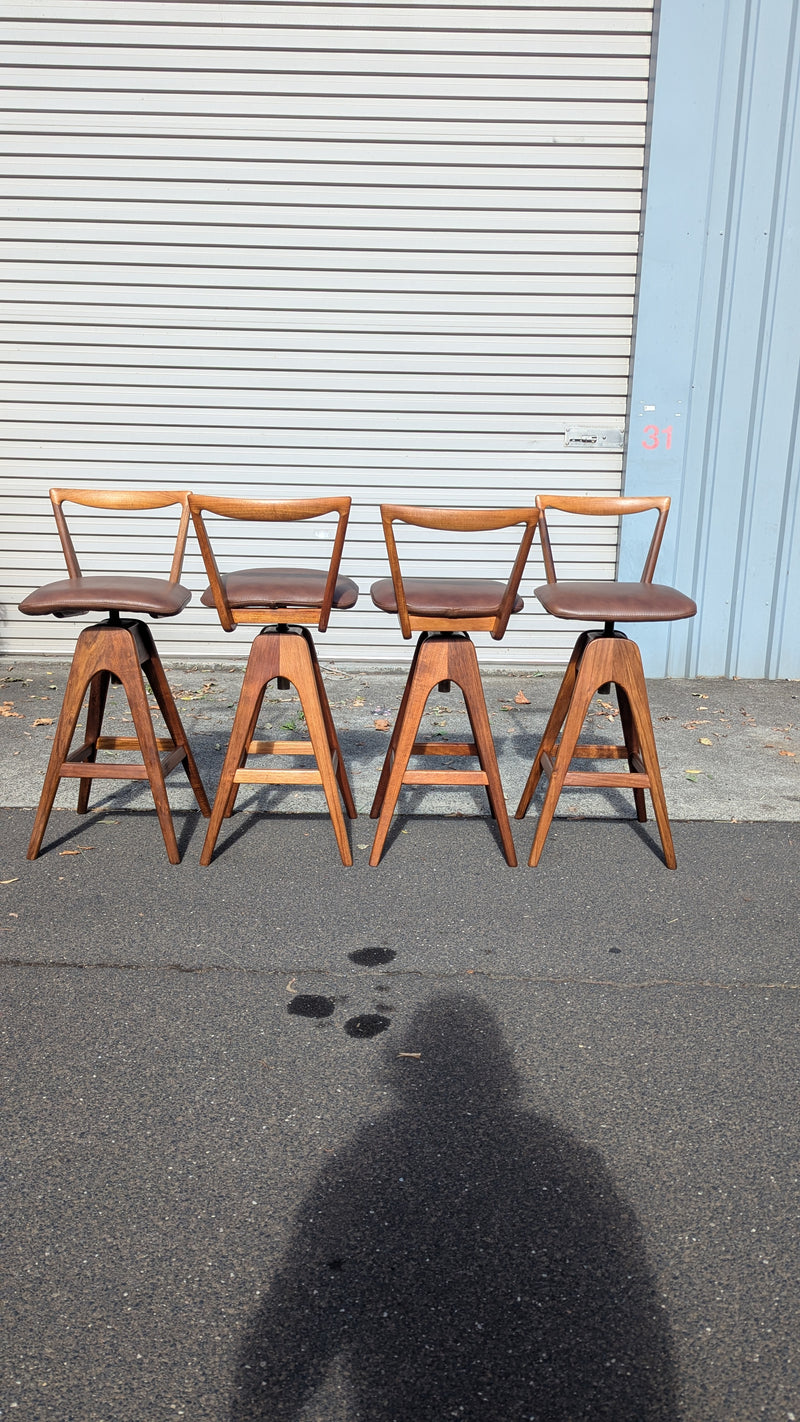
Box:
[622,0,800,679]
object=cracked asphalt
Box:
[1,657,799,1420]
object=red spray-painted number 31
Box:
[642,425,673,450]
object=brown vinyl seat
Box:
[189,494,358,866]
[18,489,210,863]
[20,575,191,621]
[201,566,358,613]
[534,581,695,624]
[371,576,524,621]
[368,504,540,867]
[515,495,697,868]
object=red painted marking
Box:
[642,425,674,451]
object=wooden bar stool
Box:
[18,488,210,864]
[189,494,358,866]
[515,495,697,868]
[369,504,540,867]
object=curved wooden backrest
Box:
[534,494,671,586]
[49,487,192,584]
[379,503,540,640]
[188,493,352,633]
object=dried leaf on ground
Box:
[374,718,390,730]
[1,702,22,718]
[593,700,618,722]
[59,846,95,856]
[178,681,216,702]
[31,717,54,727]
[699,737,713,745]
[514,690,530,704]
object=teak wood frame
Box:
[26,488,210,865]
[369,504,540,868]
[188,494,356,866]
[516,494,677,869]
[189,493,351,635]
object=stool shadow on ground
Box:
[22,805,201,860]
[230,994,679,1421]
[374,808,515,861]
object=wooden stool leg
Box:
[76,669,111,814]
[369,640,444,866]
[612,639,677,869]
[615,680,647,823]
[449,638,516,866]
[221,655,268,821]
[141,637,210,816]
[516,631,589,819]
[114,636,182,865]
[200,635,277,865]
[223,689,264,820]
[528,636,609,867]
[370,632,428,817]
[304,628,357,819]
[288,635,353,866]
[27,632,98,859]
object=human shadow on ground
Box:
[230,994,679,1421]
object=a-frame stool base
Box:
[515,628,677,868]
[369,631,516,867]
[26,616,210,865]
[200,624,356,866]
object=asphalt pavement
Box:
[1,657,798,1421]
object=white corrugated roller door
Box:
[0,0,652,664]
